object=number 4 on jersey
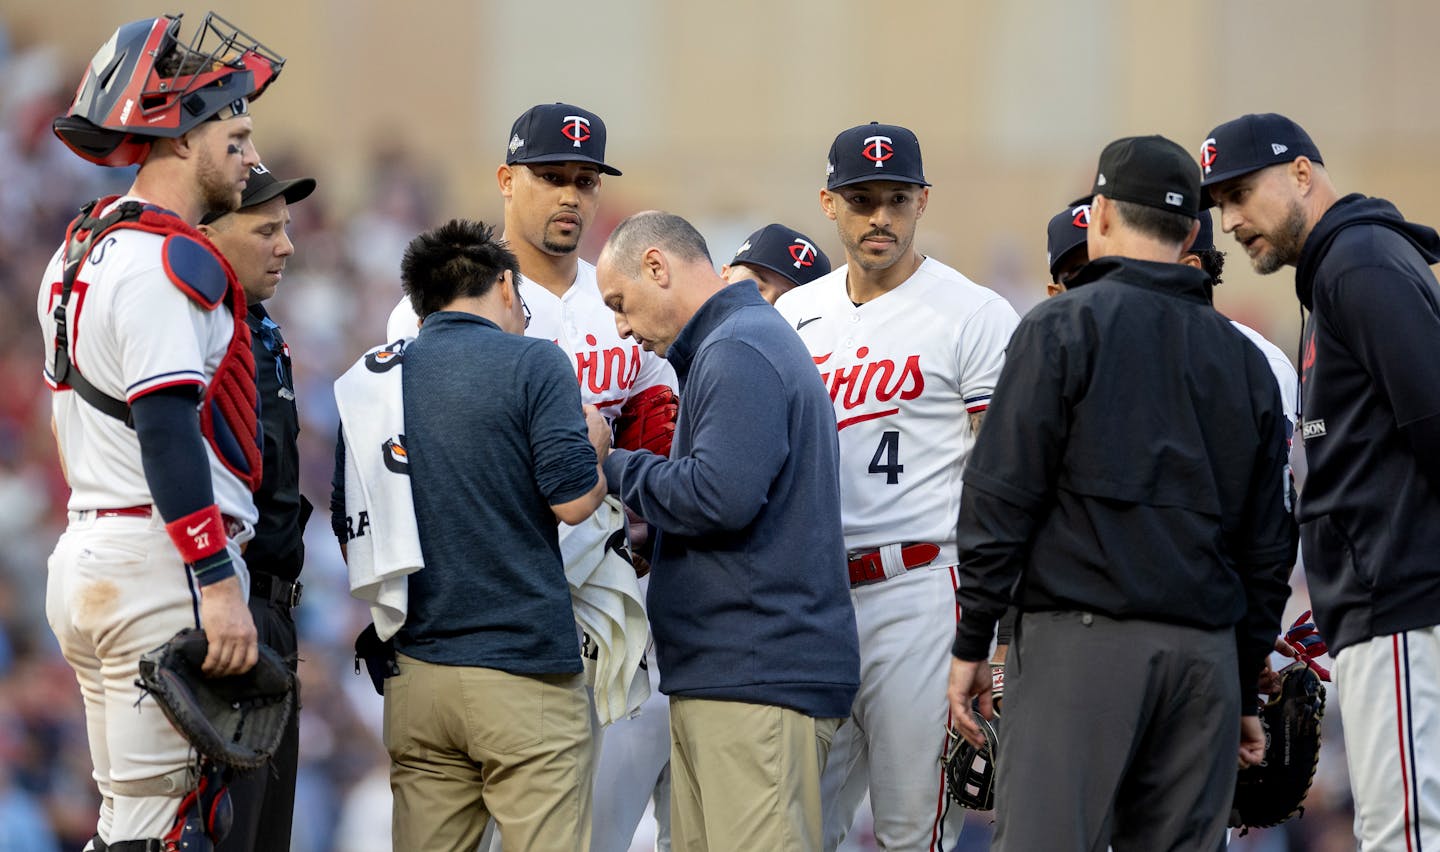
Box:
[869,430,903,484]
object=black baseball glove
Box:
[1230,661,1326,832]
[137,628,296,771]
[943,710,1000,811]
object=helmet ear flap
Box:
[51,115,151,166]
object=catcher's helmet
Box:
[53,13,284,167]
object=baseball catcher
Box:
[1230,612,1330,833]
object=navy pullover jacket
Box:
[1293,194,1440,653]
[603,282,860,719]
[401,312,598,672]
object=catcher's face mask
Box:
[54,12,284,166]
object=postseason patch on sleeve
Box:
[161,235,229,310]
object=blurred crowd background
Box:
[4,2,1440,849]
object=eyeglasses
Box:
[520,292,532,329]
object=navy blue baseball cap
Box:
[505,103,621,176]
[826,122,929,190]
[1045,198,1093,277]
[1092,135,1200,219]
[1191,208,1215,253]
[201,163,315,225]
[1198,113,1322,207]
[729,224,833,287]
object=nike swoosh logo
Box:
[797,317,822,330]
[186,518,213,537]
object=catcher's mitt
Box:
[137,628,296,771]
[614,385,678,457]
[943,711,999,811]
[1230,661,1325,831]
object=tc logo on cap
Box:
[1072,204,1091,228]
[1200,138,1218,175]
[862,135,894,168]
[789,238,819,269]
[562,115,591,147]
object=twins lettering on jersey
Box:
[573,334,643,407]
[813,346,924,430]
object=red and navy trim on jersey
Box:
[124,372,206,402]
[52,196,263,492]
[963,393,991,414]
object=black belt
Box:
[251,572,302,608]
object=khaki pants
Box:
[668,697,841,852]
[384,654,593,852]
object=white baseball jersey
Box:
[775,258,1019,563]
[386,259,676,421]
[37,198,257,523]
[1230,320,1299,427]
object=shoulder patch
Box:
[161,234,229,310]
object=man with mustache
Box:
[1202,112,1440,851]
[775,122,1020,851]
[386,103,676,448]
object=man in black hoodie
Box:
[1202,112,1440,851]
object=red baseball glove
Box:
[614,385,678,457]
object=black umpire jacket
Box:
[952,257,1296,707]
[246,304,310,582]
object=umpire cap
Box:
[1091,135,1201,219]
[201,163,315,224]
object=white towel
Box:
[334,339,424,641]
[562,496,652,725]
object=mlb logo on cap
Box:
[1089,134,1200,219]
[506,102,622,176]
[826,122,930,190]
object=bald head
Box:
[596,210,725,358]
[601,210,712,277]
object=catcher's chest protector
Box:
[55,197,262,491]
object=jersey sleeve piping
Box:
[126,373,205,402]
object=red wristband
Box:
[164,504,229,563]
